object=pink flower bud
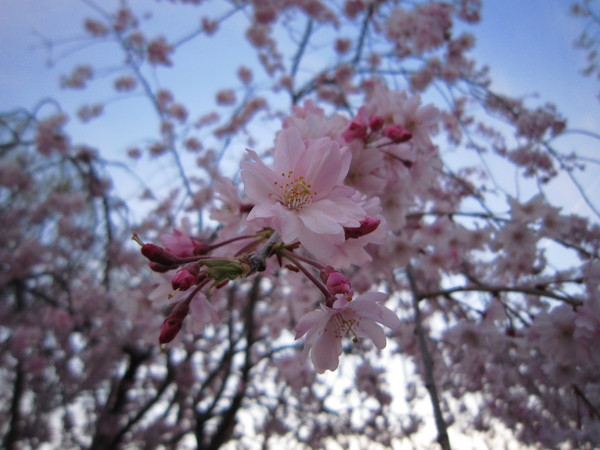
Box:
[320,266,354,297]
[342,121,368,142]
[141,244,179,266]
[344,216,381,239]
[327,273,354,297]
[159,300,190,345]
[172,265,199,291]
[149,262,175,273]
[383,124,412,143]
[368,115,385,132]
[192,239,211,255]
[159,317,184,345]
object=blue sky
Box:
[1,1,594,119]
[1,0,597,218]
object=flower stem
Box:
[279,249,331,300]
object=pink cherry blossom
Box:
[241,127,366,260]
[294,292,401,373]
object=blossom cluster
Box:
[136,85,443,372]
[4,0,600,447]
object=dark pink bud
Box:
[192,239,211,255]
[383,124,412,143]
[368,115,385,132]
[344,216,381,239]
[159,317,184,345]
[158,301,190,345]
[342,120,368,142]
[141,243,179,266]
[320,266,336,284]
[149,262,175,273]
[328,273,354,297]
[320,266,354,297]
[171,265,199,291]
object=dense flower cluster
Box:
[3,0,600,449]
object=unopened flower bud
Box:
[383,124,412,143]
[159,317,184,345]
[344,216,381,239]
[342,120,368,142]
[192,240,211,255]
[141,243,179,266]
[368,115,385,132]
[172,265,200,291]
[320,266,354,297]
[149,262,175,273]
[159,300,190,345]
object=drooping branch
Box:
[206,276,261,450]
[3,361,24,450]
[418,284,583,307]
[352,4,374,65]
[406,266,451,450]
[290,18,314,103]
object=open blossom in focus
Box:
[241,127,366,260]
[294,292,401,373]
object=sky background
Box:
[1,1,595,117]
[1,1,596,118]
[0,0,598,219]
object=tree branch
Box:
[406,266,451,450]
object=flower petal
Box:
[312,327,343,373]
[294,310,326,339]
[356,319,386,349]
[273,128,304,173]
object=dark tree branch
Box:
[206,276,261,450]
[407,266,451,450]
[3,361,24,450]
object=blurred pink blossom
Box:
[295,292,401,373]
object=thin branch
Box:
[352,5,374,65]
[418,284,582,307]
[3,361,24,450]
[543,142,600,219]
[290,19,314,83]
[406,266,451,450]
[573,384,600,420]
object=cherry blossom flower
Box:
[294,292,401,373]
[282,100,347,141]
[241,127,366,260]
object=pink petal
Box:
[277,205,303,243]
[298,228,341,259]
[299,202,345,235]
[312,328,343,373]
[300,138,343,195]
[294,310,326,339]
[240,150,277,202]
[355,319,386,349]
[273,128,304,174]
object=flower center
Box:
[273,171,316,210]
[332,310,359,343]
